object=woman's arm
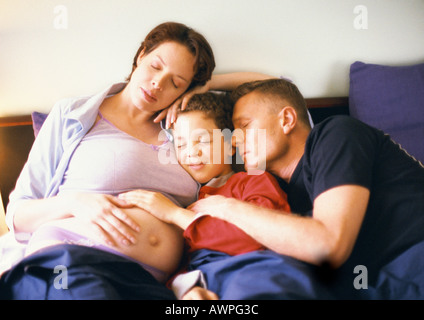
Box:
[207,72,276,92]
[6,102,68,239]
[154,72,276,128]
[7,100,140,246]
[13,193,140,247]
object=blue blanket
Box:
[189,249,337,299]
[0,244,176,300]
[2,242,423,300]
[188,245,424,300]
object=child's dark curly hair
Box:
[180,92,234,131]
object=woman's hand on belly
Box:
[63,192,141,247]
[39,207,185,276]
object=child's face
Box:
[172,111,234,184]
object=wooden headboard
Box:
[0,97,349,212]
[305,97,349,123]
[0,115,35,212]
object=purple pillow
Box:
[349,61,424,163]
[31,112,48,137]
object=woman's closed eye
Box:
[151,62,160,70]
[151,63,180,89]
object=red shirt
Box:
[183,172,291,256]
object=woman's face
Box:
[128,41,196,112]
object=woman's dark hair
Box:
[128,22,215,90]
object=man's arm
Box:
[309,185,370,267]
[190,185,370,268]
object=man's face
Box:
[232,92,287,173]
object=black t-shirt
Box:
[277,116,424,281]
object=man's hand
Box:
[188,195,231,220]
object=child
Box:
[119,92,291,299]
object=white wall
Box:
[0,0,423,116]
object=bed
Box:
[1,60,423,298]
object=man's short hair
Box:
[231,78,310,128]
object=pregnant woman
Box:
[1,22,271,299]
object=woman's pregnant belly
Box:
[25,207,184,279]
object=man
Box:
[190,78,424,299]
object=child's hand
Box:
[182,286,219,300]
[118,190,178,223]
